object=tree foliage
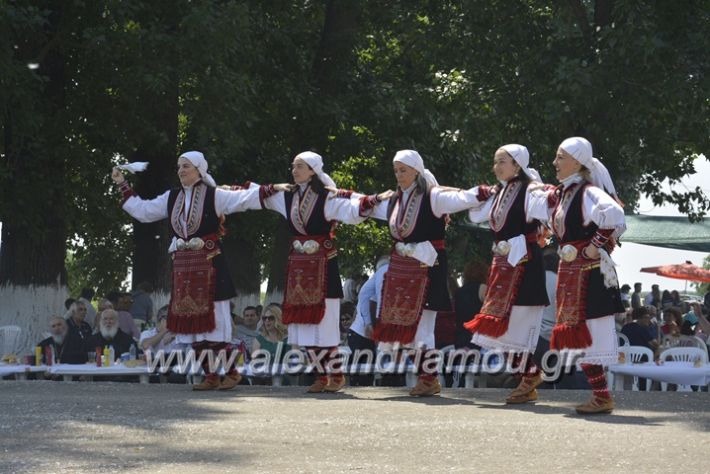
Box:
[1,0,707,295]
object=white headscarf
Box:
[179,151,216,188]
[294,151,336,188]
[500,144,541,182]
[393,150,439,188]
[559,137,619,200]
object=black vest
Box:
[387,189,450,311]
[283,186,343,298]
[490,181,548,306]
[167,184,236,301]
[554,182,623,318]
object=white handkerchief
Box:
[411,241,438,267]
[117,162,149,173]
[599,249,619,289]
[506,234,527,267]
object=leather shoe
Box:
[506,388,538,404]
[306,376,329,393]
[323,375,346,393]
[409,377,441,397]
[218,373,242,390]
[192,376,220,391]
[575,396,614,415]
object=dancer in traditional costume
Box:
[111,151,258,390]
[360,150,482,396]
[464,144,549,404]
[528,137,625,414]
[254,151,382,393]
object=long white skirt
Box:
[378,309,437,351]
[176,300,232,344]
[287,298,340,348]
[571,315,618,368]
[471,305,544,353]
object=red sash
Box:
[282,235,334,325]
[168,248,217,334]
[465,254,526,338]
[373,252,430,344]
[550,252,597,350]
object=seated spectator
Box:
[660,307,682,337]
[64,300,93,342]
[252,304,290,361]
[86,309,138,359]
[660,290,673,309]
[140,305,179,354]
[78,287,97,330]
[111,291,140,339]
[339,301,355,346]
[38,316,87,364]
[131,281,154,325]
[234,306,260,350]
[93,298,114,330]
[621,307,659,352]
[670,290,682,307]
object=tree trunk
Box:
[222,214,262,297]
[0,6,68,286]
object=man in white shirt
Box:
[347,257,389,386]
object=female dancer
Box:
[255,151,385,393]
[112,151,258,390]
[464,144,549,404]
[529,136,625,414]
[361,150,481,396]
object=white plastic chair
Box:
[0,326,22,356]
[675,335,708,351]
[618,333,630,347]
[617,346,654,391]
[658,347,708,391]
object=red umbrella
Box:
[640,261,710,283]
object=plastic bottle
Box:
[108,346,115,366]
[129,344,136,360]
[103,346,110,367]
[35,346,42,366]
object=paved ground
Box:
[0,380,707,473]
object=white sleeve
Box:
[583,186,626,236]
[526,187,554,223]
[262,191,287,218]
[122,191,170,223]
[430,186,481,218]
[214,186,262,216]
[324,195,367,225]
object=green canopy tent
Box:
[461,215,710,252]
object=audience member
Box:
[65,301,92,342]
[64,298,76,311]
[38,316,87,364]
[252,304,290,361]
[631,283,642,309]
[78,288,97,330]
[110,292,141,339]
[140,305,179,353]
[339,301,355,346]
[644,284,660,308]
[660,290,673,309]
[621,307,659,352]
[453,260,488,349]
[619,284,631,309]
[234,306,260,350]
[130,281,154,325]
[86,309,138,359]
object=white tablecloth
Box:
[48,363,151,377]
[0,364,48,377]
[609,361,710,387]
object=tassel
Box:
[550,323,592,350]
[282,302,326,325]
[464,313,510,338]
[373,322,418,345]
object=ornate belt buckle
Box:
[493,240,511,256]
[188,237,205,250]
[292,240,304,254]
[302,240,320,255]
[176,239,187,251]
[559,244,578,262]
